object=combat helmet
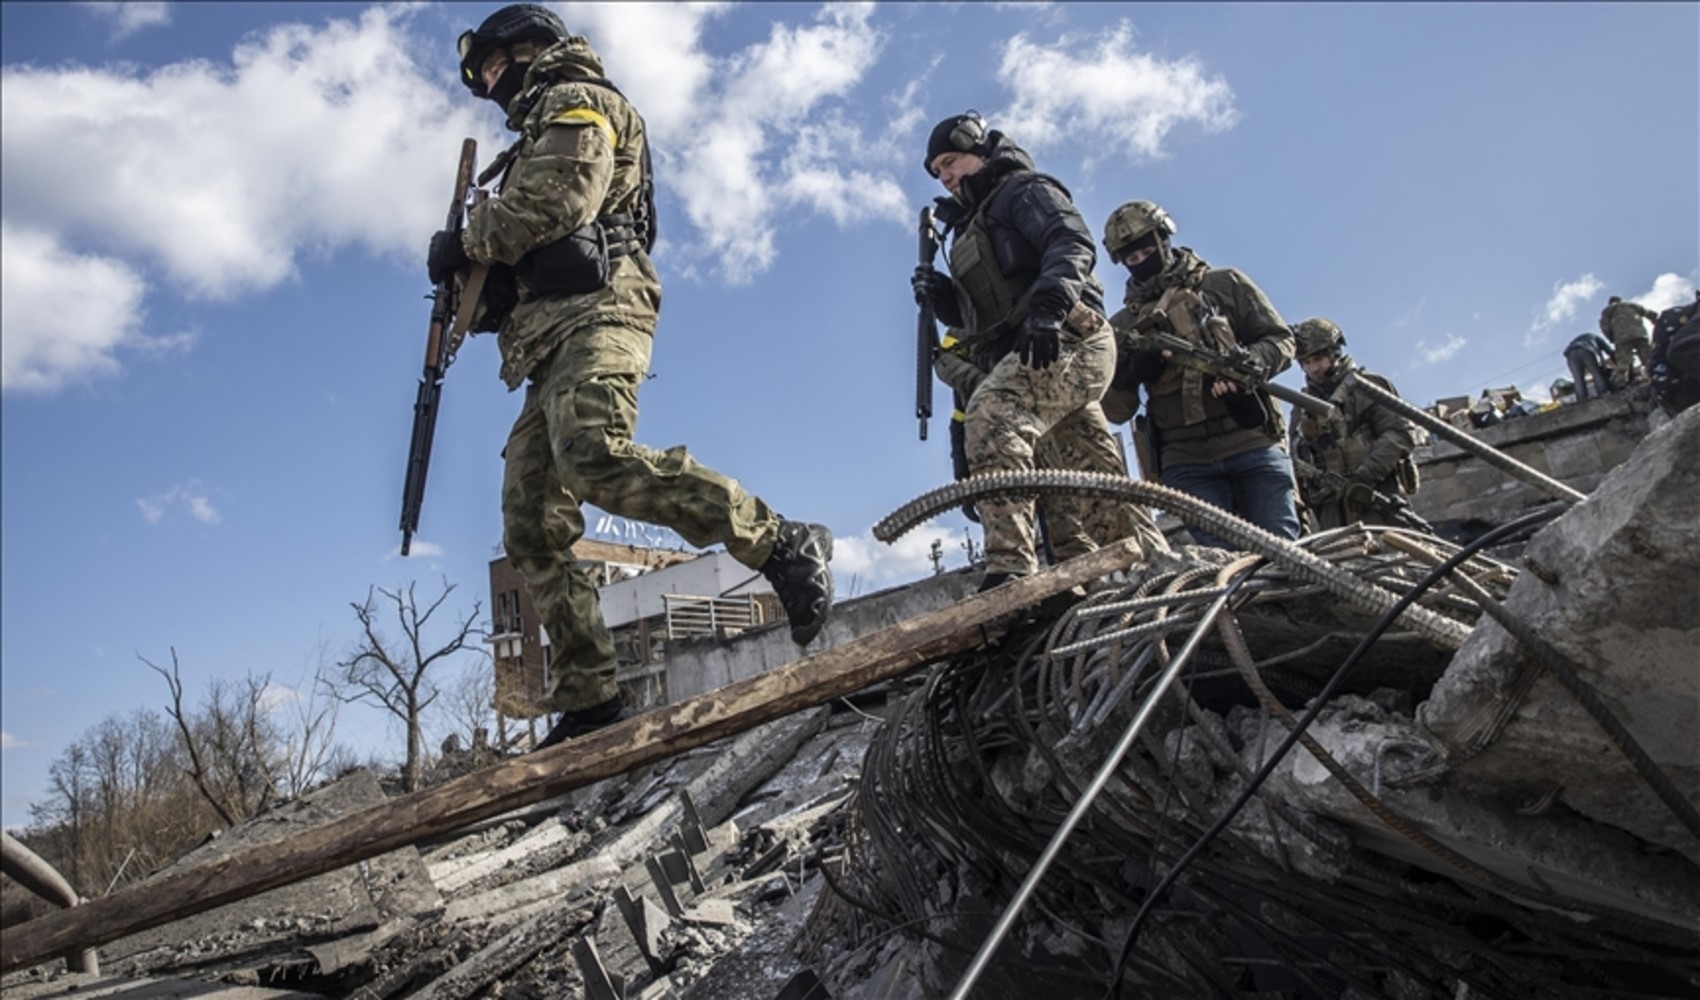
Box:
[458,4,568,99]
[1102,200,1176,263]
[1293,317,1347,359]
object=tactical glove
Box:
[1014,321,1061,370]
[428,229,471,285]
[912,265,951,308]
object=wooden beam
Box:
[1,540,1143,973]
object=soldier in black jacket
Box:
[911,114,1160,589]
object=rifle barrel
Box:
[915,205,940,442]
[398,138,478,554]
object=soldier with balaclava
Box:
[427,5,835,749]
[1099,201,1300,548]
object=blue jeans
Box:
[1161,445,1301,549]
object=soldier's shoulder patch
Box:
[547,106,617,149]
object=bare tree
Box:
[274,651,351,799]
[432,652,497,758]
[144,649,279,825]
[325,579,483,793]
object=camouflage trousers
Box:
[1612,334,1653,386]
[503,325,780,712]
[965,325,1164,575]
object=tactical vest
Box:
[945,172,1057,361]
[1135,281,1239,429]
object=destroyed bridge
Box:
[3,402,1697,1000]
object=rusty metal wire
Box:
[798,517,1700,999]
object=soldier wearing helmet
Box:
[910,114,1165,591]
[427,5,835,749]
[1100,200,1301,547]
[1598,294,1658,388]
[1287,318,1419,531]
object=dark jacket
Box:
[1565,332,1616,364]
[928,134,1101,361]
[1107,247,1293,466]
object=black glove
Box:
[428,229,471,285]
[912,265,951,308]
[1014,321,1060,370]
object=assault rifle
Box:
[1123,310,1336,421]
[1292,457,1434,534]
[915,204,940,441]
[399,138,483,556]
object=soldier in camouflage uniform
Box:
[1100,201,1300,548]
[428,5,834,749]
[1599,295,1658,388]
[911,114,1162,588]
[1287,319,1419,531]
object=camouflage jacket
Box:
[462,37,662,389]
[1599,300,1656,344]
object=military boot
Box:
[534,693,626,752]
[760,521,835,646]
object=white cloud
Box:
[1,224,151,393]
[1416,333,1466,364]
[136,481,222,525]
[578,3,894,283]
[81,1,171,40]
[0,731,22,750]
[996,21,1238,166]
[1525,273,1604,346]
[833,523,971,587]
[1,6,499,306]
[1633,272,1697,314]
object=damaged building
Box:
[3,402,1696,999]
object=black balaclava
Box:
[1124,232,1168,283]
[487,54,530,112]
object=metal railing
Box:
[662,594,763,639]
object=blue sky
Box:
[2,2,1695,829]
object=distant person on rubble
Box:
[1599,294,1658,388]
[1286,318,1420,531]
[1650,291,1700,416]
[1098,200,1301,548]
[910,112,1164,592]
[428,4,834,750]
[1562,332,1617,401]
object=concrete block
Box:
[1542,433,1604,480]
[1420,406,1700,863]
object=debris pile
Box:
[4,412,1695,1000]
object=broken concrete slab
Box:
[1421,404,1700,862]
[99,771,439,980]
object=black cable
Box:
[1105,504,1566,999]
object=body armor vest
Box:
[946,172,1060,361]
[1133,270,1237,428]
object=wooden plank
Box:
[0,540,1142,973]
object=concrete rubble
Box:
[3,410,1696,999]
